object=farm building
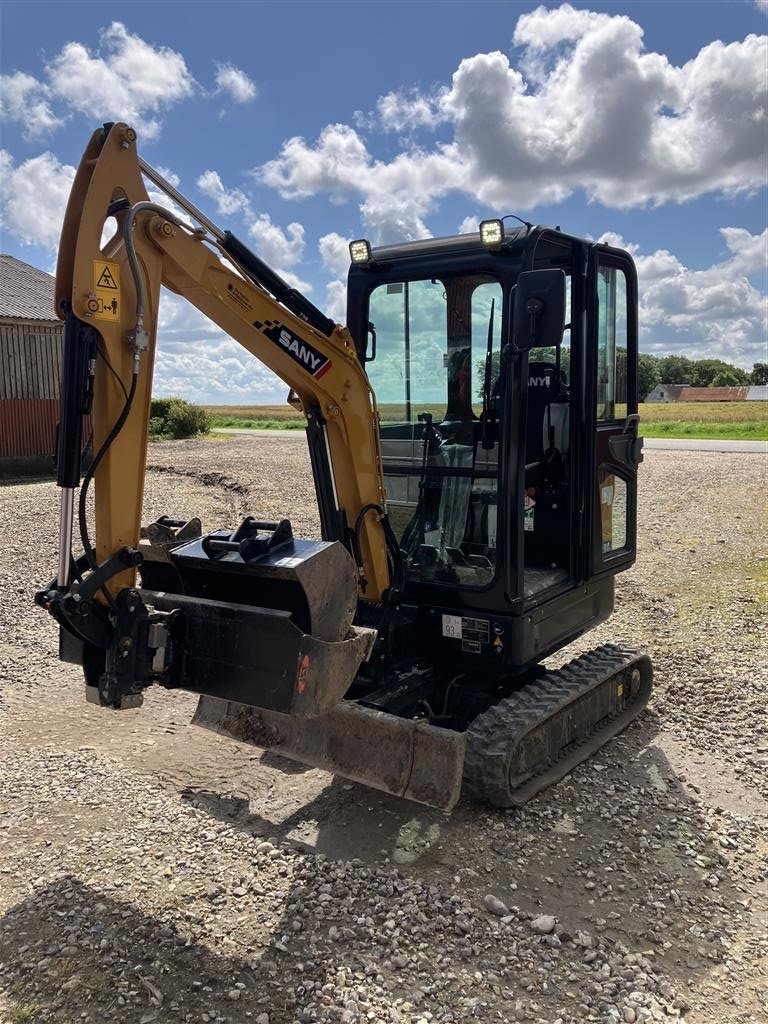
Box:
[645,384,751,403]
[0,254,63,476]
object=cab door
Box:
[589,250,642,575]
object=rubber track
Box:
[463,644,652,807]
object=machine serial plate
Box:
[442,615,490,646]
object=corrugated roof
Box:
[0,254,58,321]
[677,387,749,402]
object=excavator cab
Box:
[345,223,644,667]
[37,125,651,813]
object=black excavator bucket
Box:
[49,516,375,715]
[144,590,375,717]
[135,517,377,717]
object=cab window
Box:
[366,274,502,588]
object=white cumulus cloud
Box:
[376,89,446,133]
[318,232,351,278]
[214,64,257,104]
[248,213,310,292]
[196,169,251,216]
[259,123,458,242]
[0,149,76,249]
[1,22,196,142]
[0,71,58,139]
[153,289,284,403]
[458,216,480,234]
[46,22,196,140]
[324,279,347,324]
[257,6,767,237]
[602,227,768,365]
[318,233,352,325]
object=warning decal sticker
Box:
[90,260,121,322]
[524,492,536,532]
[96,265,118,289]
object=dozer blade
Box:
[191,645,650,813]
[193,696,467,811]
[463,644,653,807]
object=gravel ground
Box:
[1,434,766,1024]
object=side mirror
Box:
[511,269,566,353]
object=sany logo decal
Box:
[278,329,323,373]
[260,323,332,379]
[529,374,552,387]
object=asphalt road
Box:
[213,427,767,454]
[643,437,766,453]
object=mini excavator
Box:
[36,123,652,810]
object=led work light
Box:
[479,219,504,250]
[349,239,372,265]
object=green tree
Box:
[690,359,748,387]
[751,362,768,385]
[710,370,744,388]
[529,346,571,382]
[476,350,502,400]
[149,397,210,439]
[656,354,695,384]
[637,354,660,401]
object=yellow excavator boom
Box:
[55,122,390,601]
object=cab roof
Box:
[370,226,530,262]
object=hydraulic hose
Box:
[78,368,138,587]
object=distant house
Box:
[645,383,750,403]
[645,384,686,403]
[0,254,64,476]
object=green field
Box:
[632,402,767,440]
[205,401,768,441]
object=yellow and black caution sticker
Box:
[89,260,121,322]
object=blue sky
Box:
[1,1,766,402]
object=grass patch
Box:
[639,401,767,425]
[205,401,767,440]
[679,553,768,632]
[640,420,767,440]
[8,1006,38,1023]
[210,415,305,430]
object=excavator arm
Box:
[37,122,390,716]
